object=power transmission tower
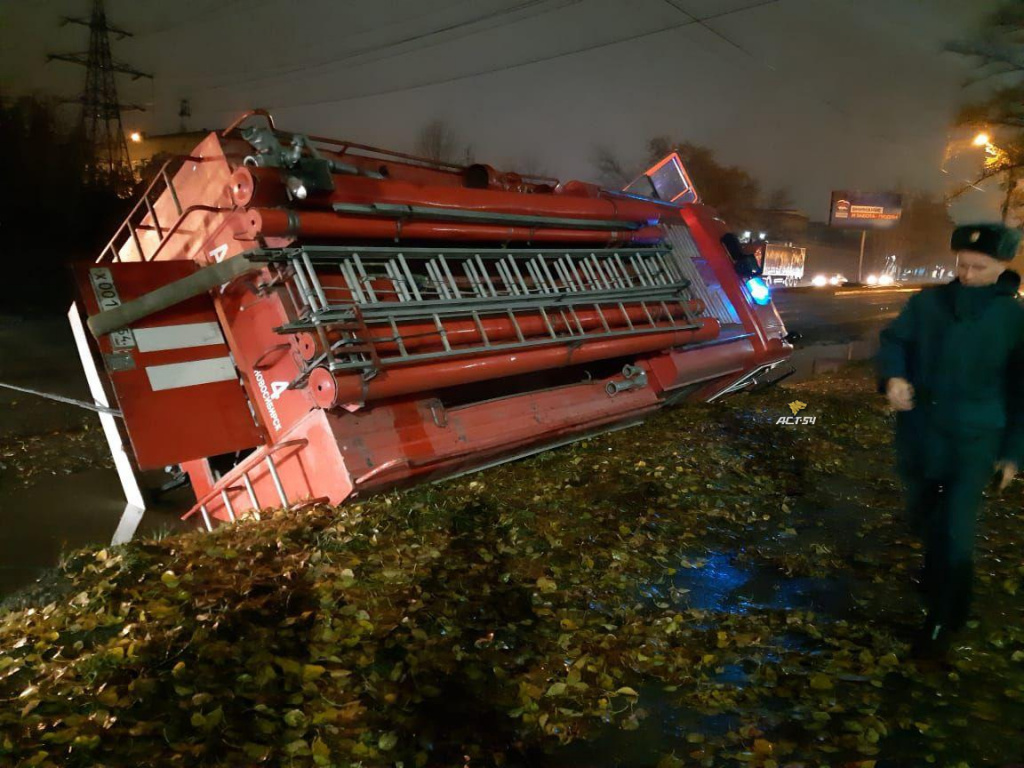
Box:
[48,0,152,190]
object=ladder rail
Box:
[268,245,704,378]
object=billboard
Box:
[829,191,902,229]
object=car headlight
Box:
[812,275,827,287]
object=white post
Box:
[68,302,147,545]
[858,230,867,283]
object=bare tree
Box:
[414,119,462,164]
[763,187,795,210]
[591,145,629,187]
[873,191,956,270]
[946,1,1024,223]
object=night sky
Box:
[0,0,1007,222]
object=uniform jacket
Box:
[877,270,1024,475]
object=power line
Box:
[206,0,782,114]
[659,0,776,70]
[190,0,580,93]
[664,0,925,152]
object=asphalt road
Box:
[772,285,916,346]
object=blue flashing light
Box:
[746,276,771,305]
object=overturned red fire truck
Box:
[71,111,794,532]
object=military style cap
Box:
[951,222,1022,261]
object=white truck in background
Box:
[754,241,806,287]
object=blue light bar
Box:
[746,276,771,306]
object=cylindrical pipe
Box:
[321,176,673,225]
[228,166,286,208]
[308,317,720,408]
[296,300,705,361]
[244,209,665,246]
[230,167,679,227]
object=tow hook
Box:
[606,364,648,396]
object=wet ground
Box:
[5,359,1024,766]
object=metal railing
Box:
[95,155,230,264]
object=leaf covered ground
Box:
[3,363,1024,768]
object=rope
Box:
[0,381,123,417]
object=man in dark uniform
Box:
[877,223,1024,656]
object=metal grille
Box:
[664,226,740,326]
[248,245,705,378]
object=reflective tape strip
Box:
[145,357,236,391]
[134,322,226,353]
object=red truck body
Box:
[72,112,792,529]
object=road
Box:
[772,285,916,345]
[769,285,916,383]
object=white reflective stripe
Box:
[134,322,225,353]
[68,302,147,512]
[146,357,236,391]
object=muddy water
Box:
[0,314,193,598]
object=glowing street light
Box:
[129,131,142,143]
[971,130,1007,162]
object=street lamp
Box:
[970,130,1015,221]
[129,131,142,143]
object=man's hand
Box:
[886,377,915,411]
[995,460,1018,492]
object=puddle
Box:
[546,681,744,768]
[669,552,855,619]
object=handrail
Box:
[220,108,277,137]
[182,438,308,520]
[96,155,182,263]
[95,154,222,264]
[218,107,561,183]
[146,205,233,263]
